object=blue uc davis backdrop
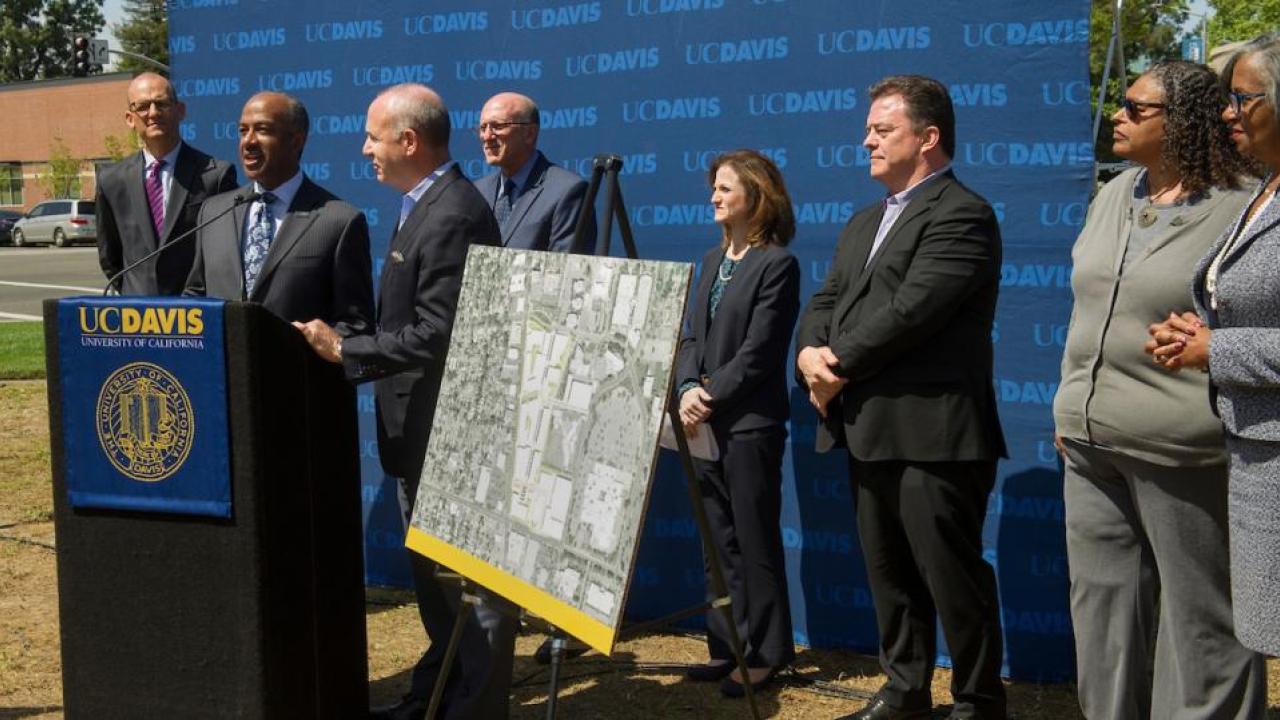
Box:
[171,0,1088,681]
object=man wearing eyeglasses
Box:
[473,92,595,254]
[96,72,238,295]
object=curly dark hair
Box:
[1147,60,1257,193]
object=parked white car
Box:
[12,199,97,247]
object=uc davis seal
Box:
[96,362,195,482]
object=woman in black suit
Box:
[676,149,800,697]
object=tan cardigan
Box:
[1054,167,1250,466]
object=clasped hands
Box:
[797,346,847,418]
[1144,311,1210,372]
[678,386,713,439]
[292,319,343,363]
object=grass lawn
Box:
[0,322,44,380]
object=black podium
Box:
[44,298,368,719]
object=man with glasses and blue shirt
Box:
[474,91,596,668]
[473,92,595,254]
[184,91,373,338]
[96,72,237,296]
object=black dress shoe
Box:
[684,661,735,682]
[835,695,932,720]
[369,694,429,720]
[719,667,778,698]
[533,637,588,665]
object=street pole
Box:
[106,48,169,73]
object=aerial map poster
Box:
[406,246,693,655]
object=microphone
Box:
[103,191,264,296]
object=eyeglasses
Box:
[1120,98,1166,120]
[1228,90,1268,114]
[473,121,534,137]
[129,99,175,114]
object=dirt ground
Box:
[3,380,1279,719]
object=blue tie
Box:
[243,191,277,296]
[495,178,516,227]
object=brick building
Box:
[0,73,134,212]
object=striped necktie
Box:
[145,159,166,239]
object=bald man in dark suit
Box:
[97,72,237,295]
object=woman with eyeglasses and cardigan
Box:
[674,149,799,698]
[1055,60,1265,719]
[1150,35,1280,661]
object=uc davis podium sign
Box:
[56,297,231,517]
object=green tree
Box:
[0,0,104,82]
[103,131,141,162]
[39,137,85,199]
[1089,0,1190,163]
[1207,0,1280,47]
[113,0,167,73]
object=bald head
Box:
[129,72,177,103]
[479,92,540,175]
[376,83,450,149]
[239,92,308,190]
[245,91,310,139]
[125,72,185,156]
[363,84,452,191]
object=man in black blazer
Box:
[184,91,373,336]
[97,72,237,295]
[796,75,1007,720]
[473,92,595,254]
[294,83,506,720]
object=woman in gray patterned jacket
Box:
[1056,60,1264,719]
[1150,34,1280,660]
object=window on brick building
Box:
[0,164,22,207]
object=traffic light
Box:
[73,36,90,77]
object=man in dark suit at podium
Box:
[473,92,595,254]
[795,75,1007,720]
[185,91,373,336]
[96,72,237,295]
[294,83,506,720]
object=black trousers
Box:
[850,457,1006,719]
[399,478,516,720]
[693,427,795,668]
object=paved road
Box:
[0,247,104,321]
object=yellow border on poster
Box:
[405,526,617,656]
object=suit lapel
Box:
[694,248,722,338]
[397,165,463,243]
[502,154,550,245]
[833,175,952,330]
[225,183,253,297]
[161,145,195,243]
[850,175,950,301]
[844,204,883,275]
[1224,179,1280,266]
[125,152,158,250]
[253,178,321,298]
[831,203,887,326]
